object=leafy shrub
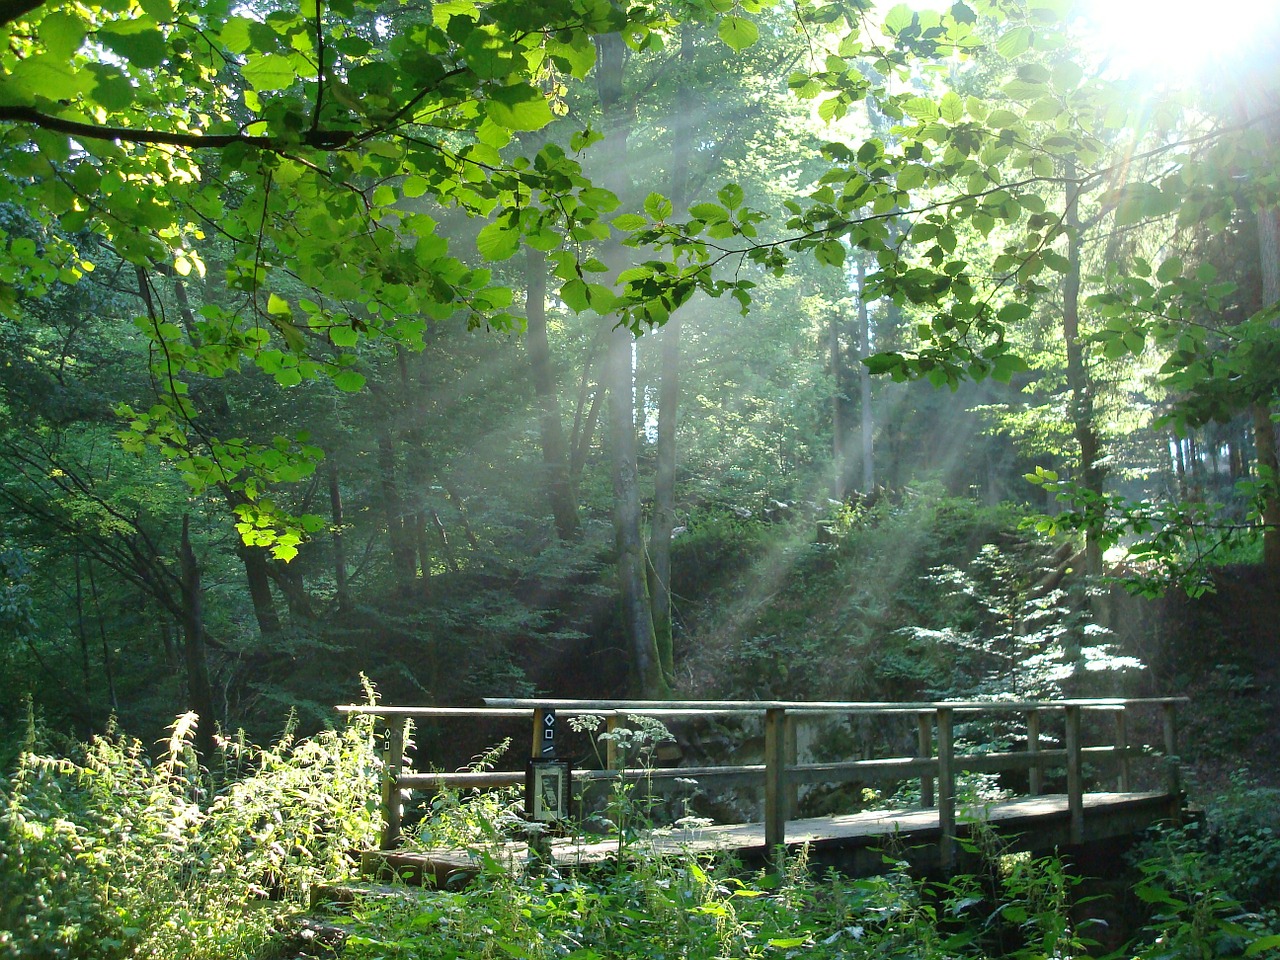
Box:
[1134,772,1280,911]
[0,710,381,960]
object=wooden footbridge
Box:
[335,697,1187,880]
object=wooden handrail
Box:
[347,697,1186,857]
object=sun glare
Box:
[1081,0,1280,79]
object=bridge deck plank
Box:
[364,791,1176,884]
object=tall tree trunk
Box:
[1255,205,1280,572]
[526,246,581,541]
[179,515,218,762]
[398,347,433,584]
[830,309,847,501]
[238,542,282,636]
[328,464,351,613]
[597,28,668,699]
[1063,167,1103,581]
[646,21,695,684]
[856,255,874,492]
[376,416,417,592]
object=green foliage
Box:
[0,712,381,959]
[336,802,1280,960]
[1135,773,1280,915]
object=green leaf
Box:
[560,278,589,312]
[995,25,1033,59]
[717,15,759,52]
[1156,257,1183,283]
[939,92,964,123]
[898,165,926,191]
[643,193,673,221]
[883,4,914,33]
[814,239,845,267]
[244,53,299,92]
[6,54,93,103]
[718,183,744,210]
[1051,59,1083,91]
[476,219,519,261]
[1244,935,1280,957]
[98,17,168,69]
[485,83,553,131]
[991,353,1029,383]
[333,370,366,392]
[612,213,648,230]
[329,325,358,347]
[40,11,86,59]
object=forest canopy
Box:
[3,0,1280,736]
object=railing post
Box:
[936,707,955,871]
[764,707,788,864]
[1026,709,1042,796]
[532,707,546,758]
[1064,705,1083,844]
[605,712,624,770]
[1162,701,1182,822]
[1114,707,1130,792]
[784,713,799,818]
[381,715,407,850]
[917,712,934,808]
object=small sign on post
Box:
[525,757,572,822]
[526,706,571,822]
[540,709,557,756]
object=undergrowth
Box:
[0,707,381,960]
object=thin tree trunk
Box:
[86,560,118,712]
[571,381,604,479]
[328,464,351,613]
[830,310,847,501]
[526,246,581,541]
[73,553,92,713]
[376,418,417,592]
[857,255,874,491]
[398,347,432,583]
[179,515,218,762]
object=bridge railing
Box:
[336,697,1187,862]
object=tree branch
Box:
[0,105,356,150]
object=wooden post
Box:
[606,713,623,770]
[936,707,955,871]
[1162,701,1182,821]
[381,715,407,850]
[532,707,546,758]
[1026,709,1042,796]
[1114,708,1130,792]
[917,712,934,808]
[1064,705,1084,845]
[763,707,788,865]
[784,713,799,818]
